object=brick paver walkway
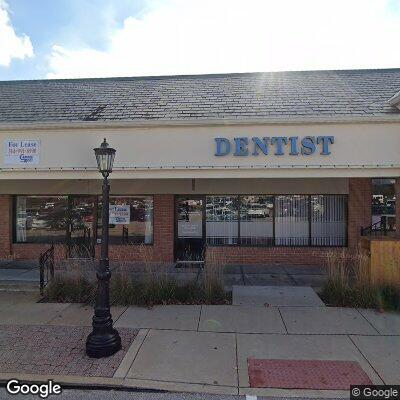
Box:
[0,325,137,377]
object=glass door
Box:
[175,197,205,262]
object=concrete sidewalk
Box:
[0,261,327,291]
[0,292,399,397]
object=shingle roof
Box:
[1,68,400,124]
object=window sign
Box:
[109,205,130,225]
[4,140,40,165]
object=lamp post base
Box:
[86,328,121,358]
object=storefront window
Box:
[240,195,274,245]
[275,195,309,246]
[103,196,154,244]
[372,178,396,232]
[15,196,68,243]
[68,196,97,257]
[14,195,153,246]
[311,195,347,246]
[206,196,238,245]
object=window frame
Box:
[12,194,70,244]
[12,194,155,246]
[203,193,348,248]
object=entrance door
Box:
[175,197,205,262]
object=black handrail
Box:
[39,243,55,295]
[360,216,395,236]
[122,226,129,244]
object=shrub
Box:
[320,247,400,310]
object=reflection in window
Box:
[240,196,274,245]
[70,197,96,240]
[68,196,97,257]
[206,196,238,245]
[177,199,203,238]
[275,195,309,246]
[104,196,153,244]
[372,178,396,232]
[311,195,347,246]
[15,196,68,243]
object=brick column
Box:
[348,178,372,248]
[0,195,12,258]
[396,178,400,238]
[153,194,174,263]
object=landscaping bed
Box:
[45,246,231,306]
[319,249,400,311]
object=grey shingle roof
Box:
[0,69,400,124]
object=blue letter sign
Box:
[214,136,334,156]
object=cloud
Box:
[0,0,33,66]
[47,0,400,79]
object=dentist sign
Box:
[214,136,335,157]
[4,140,40,165]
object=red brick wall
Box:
[1,182,372,266]
[0,195,12,258]
[348,178,372,248]
[206,246,338,266]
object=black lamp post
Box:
[86,138,121,358]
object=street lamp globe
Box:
[94,138,116,177]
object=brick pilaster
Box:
[153,194,174,262]
[0,195,12,258]
[348,178,372,248]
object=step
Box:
[232,285,325,306]
[0,280,39,293]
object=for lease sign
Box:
[109,205,130,225]
[4,140,40,165]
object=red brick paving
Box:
[0,325,137,377]
[248,358,372,390]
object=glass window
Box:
[372,178,396,232]
[15,196,68,243]
[240,195,274,245]
[275,195,309,246]
[101,196,153,244]
[68,196,97,258]
[206,196,238,245]
[311,195,347,246]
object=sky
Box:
[0,0,400,81]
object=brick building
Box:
[0,69,399,266]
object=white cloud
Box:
[0,0,33,66]
[47,0,400,78]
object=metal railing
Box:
[122,226,129,244]
[39,243,55,295]
[360,216,396,237]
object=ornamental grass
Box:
[45,244,231,306]
[320,246,400,311]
